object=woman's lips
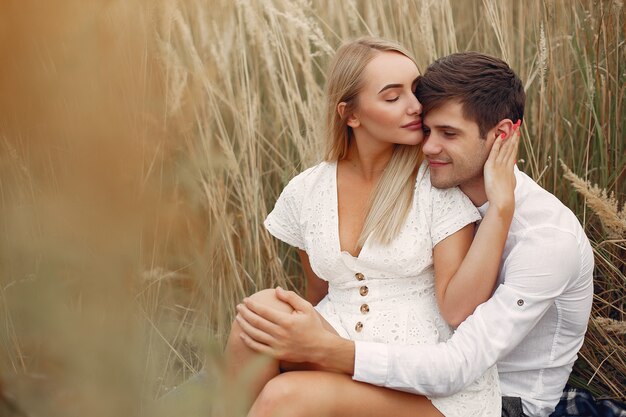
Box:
[402,120,422,130]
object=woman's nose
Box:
[408,94,423,115]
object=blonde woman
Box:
[226,37,518,417]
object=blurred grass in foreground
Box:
[0,0,623,415]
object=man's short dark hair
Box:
[416,52,525,138]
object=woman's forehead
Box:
[362,51,419,92]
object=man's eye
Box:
[385,97,399,102]
[444,131,456,137]
[423,129,431,136]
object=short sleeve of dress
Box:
[264,172,307,250]
[430,186,481,247]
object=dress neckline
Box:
[332,161,371,260]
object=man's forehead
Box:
[423,101,476,129]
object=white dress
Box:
[264,161,501,417]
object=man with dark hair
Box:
[238,52,594,417]
[416,52,526,140]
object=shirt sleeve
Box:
[353,228,582,396]
[429,185,481,246]
[263,172,307,250]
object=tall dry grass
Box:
[0,0,623,415]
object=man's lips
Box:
[401,120,422,130]
[427,160,450,167]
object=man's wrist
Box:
[313,333,355,375]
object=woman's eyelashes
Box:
[383,87,418,103]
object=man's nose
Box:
[422,135,443,157]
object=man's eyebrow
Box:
[378,77,420,94]
[432,124,461,131]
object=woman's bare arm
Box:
[433,127,519,327]
[433,207,512,327]
[299,250,328,305]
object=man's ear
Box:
[492,119,517,141]
[337,102,360,128]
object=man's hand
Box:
[236,287,335,365]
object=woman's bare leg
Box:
[248,371,444,417]
[223,289,338,415]
[223,289,293,414]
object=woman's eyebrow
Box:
[378,77,420,94]
[378,83,403,94]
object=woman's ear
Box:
[337,102,360,128]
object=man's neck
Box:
[460,177,488,207]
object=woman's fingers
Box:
[504,132,519,164]
[493,121,521,165]
[502,125,520,164]
[492,134,504,154]
[495,135,509,164]
[483,121,520,208]
[497,133,516,165]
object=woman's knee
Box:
[250,373,312,417]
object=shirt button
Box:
[355,272,365,281]
[360,304,370,314]
[355,321,363,332]
[359,286,369,296]
[517,299,524,306]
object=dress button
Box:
[517,299,524,306]
[359,286,369,296]
[360,304,370,314]
[355,272,365,281]
[355,321,363,332]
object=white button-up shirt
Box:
[353,167,594,417]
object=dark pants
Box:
[502,396,528,417]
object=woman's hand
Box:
[483,120,520,212]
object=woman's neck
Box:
[344,139,394,181]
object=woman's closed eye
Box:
[385,97,399,103]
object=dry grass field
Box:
[0,0,623,416]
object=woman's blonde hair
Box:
[324,37,423,247]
